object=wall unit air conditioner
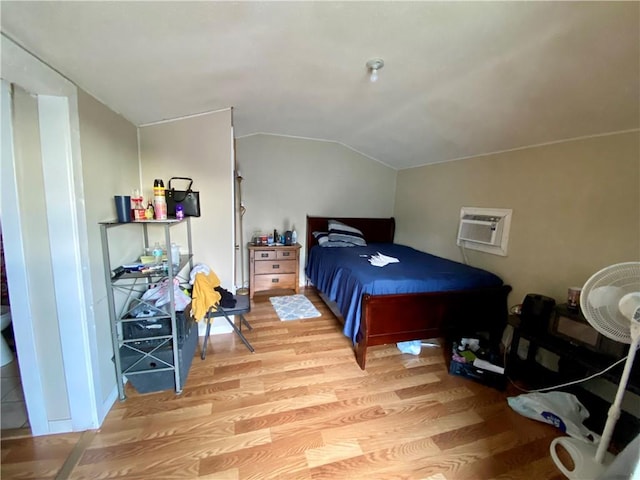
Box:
[456,207,512,256]
[458,214,503,246]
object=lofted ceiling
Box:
[1,1,638,170]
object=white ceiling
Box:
[1,1,638,170]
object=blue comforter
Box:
[305,243,503,344]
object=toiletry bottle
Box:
[170,243,180,267]
[291,229,297,244]
[145,201,154,220]
[152,242,163,264]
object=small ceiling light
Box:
[366,58,384,82]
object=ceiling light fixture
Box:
[366,58,384,83]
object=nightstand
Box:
[248,243,301,299]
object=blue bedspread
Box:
[305,243,503,344]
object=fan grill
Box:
[580,262,640,344]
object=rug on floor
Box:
[269,294,321,321]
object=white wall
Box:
[76,89,141,409]
[235,134,397,289]
[394,131,640,307]
[139,111,235,334]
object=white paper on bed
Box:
[368,252,400,267]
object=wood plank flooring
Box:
[1,287,568,479]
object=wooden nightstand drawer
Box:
[248,243,301,299]
[255,250,277,260]
[253,273,296,292]
[276,250,296,260]
[254,259,296,275]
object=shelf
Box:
[100,218,186,226]
[100,217,194,400]
[111,255,193,281]
[508,315,640,395]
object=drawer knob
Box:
[261,253,269,258]
[272,278,279,283]
[282,252,290,257]
[272,264,279,269]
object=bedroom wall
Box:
[139,110,235,335]
[234,134,397,290]
[393,130,640,310]
[76,88,140,409]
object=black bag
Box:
[165,177,201,217]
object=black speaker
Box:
[284,231,293,246]
[520,293,555,333]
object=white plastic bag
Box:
[141,278,191,311]
[397,340,421,355]
[507,391,599,444]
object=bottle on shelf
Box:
[145,201,154,220]
[152,242,163,264]
[153,179,167,220]
[131,189,145,221]
[170,243,180,268]
[291,228,297,244]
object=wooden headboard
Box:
[306,216,396,257]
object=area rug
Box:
[269,294,321,321]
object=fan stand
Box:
[235,172,248,296]
[550,322,640,479]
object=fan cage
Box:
[580,262,640,344]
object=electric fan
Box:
[550,262,640,479]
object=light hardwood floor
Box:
[1,288,568,480]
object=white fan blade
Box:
[588,286,622,309]
[618,292,640,322]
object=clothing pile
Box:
[189,263,236,321]
[368,252,400,267]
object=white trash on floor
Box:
[508,391,599,443]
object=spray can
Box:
[153,179,167,220]
[153,179,164,197]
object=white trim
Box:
[138,107,232,127]
[38,95,99,430]
[404,128,640,170]
[1,80,49,435]
[47,419,75,435]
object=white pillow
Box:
[327,220,367,246]
[313,230,357,247]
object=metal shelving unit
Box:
[99,218,194,400]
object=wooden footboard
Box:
[354,285,512,369]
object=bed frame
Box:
[306,215,512,369]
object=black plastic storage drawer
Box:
[123,308,190,342]
[449,359,506,390]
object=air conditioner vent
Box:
[456,207,512,256]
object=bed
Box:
[305,216,512,369]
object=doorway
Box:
[0,227,29,432]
